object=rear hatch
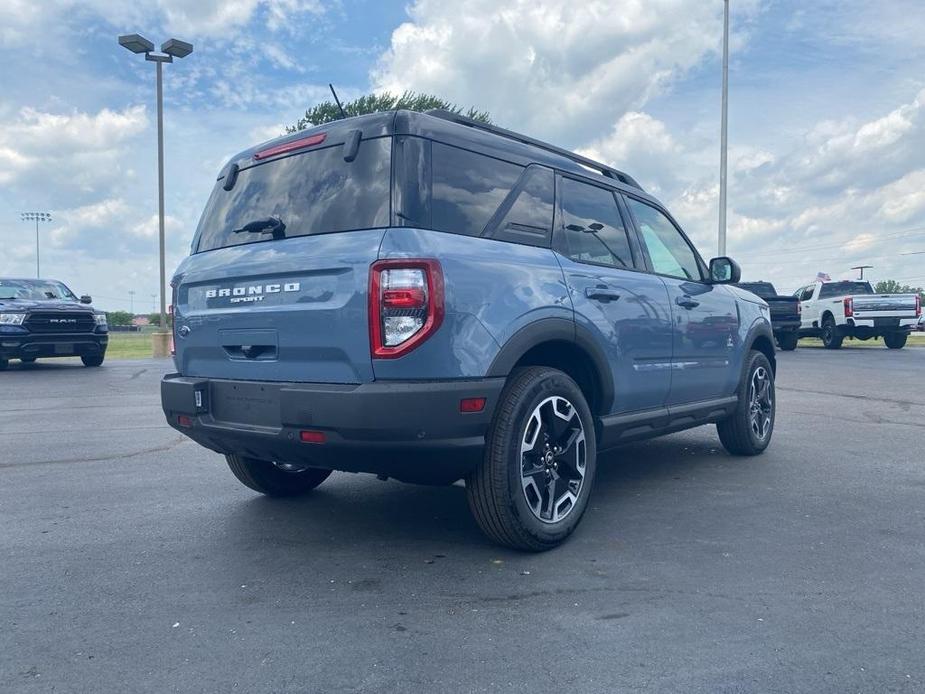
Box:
[173,129,392,384]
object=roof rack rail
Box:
[425,109,643,190]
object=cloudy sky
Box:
[1,0,923,311]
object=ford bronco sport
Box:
[161,110,776,550]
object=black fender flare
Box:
[486,317,615,413]
[744,318,776,373]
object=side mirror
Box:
[80,295,92,304]
[709,257,741,284]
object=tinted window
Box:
[195,137,391,253]
[432,143,522,237]
[799,286,814,301]
[626,198,702,280]
[736,282,776,299]
[559,177,634,268]
[819,281,873,298]
[491,166,555,245]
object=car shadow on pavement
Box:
[216,431,735,556]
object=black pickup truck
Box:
[0,278,108,369]
[734,281,801,350]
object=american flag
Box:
[816,272,831,282]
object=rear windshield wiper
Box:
[232,216,286,240]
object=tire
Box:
[884,332,907,350]
[226,454,332,497]
[777,331,799,351]
[820,316,843,349]
[81,354,105,367]
[717,350,775,456]
[466,366,597,552]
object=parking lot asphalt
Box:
[1,348,924,693]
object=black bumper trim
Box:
[161,374,505,484]
[0,333,108,359]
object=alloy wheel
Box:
[520,396,587,524]
[748,365,773,441]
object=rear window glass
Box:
[737,282,776,298]
[194,137,391,253]
[431,143,522,237]
[819,281,873,298]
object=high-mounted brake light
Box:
[369,259,444,359]
[254,133,326,160]
[844,297,853,317]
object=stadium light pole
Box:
[20,212,52,278]
[118,34,192,355]
[718,0,729,256]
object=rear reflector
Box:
[299,430,326,444]
[460,397,486,413]
[177,415,192,428]
[254,133,326,160]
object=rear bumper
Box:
[0,332,108,360]
[161,374,505,484]
[771,320,800,333]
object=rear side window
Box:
[559,177,634,269]
[195,137,391,253]
[431,143,522,237]
[490,166,555,246]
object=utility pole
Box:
[718,0,730,256]
[128,290,136,315]
[851,265,873,280]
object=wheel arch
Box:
[745,320,777,376]
[487,318,614,415]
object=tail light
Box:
[843,297,853,317]
[369,259,444,358]
[797,302,801,315]
[170,283,178,356]
[916,294,921,317]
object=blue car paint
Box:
[172,229,386,384]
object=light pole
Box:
[851,265,873,280]
[718,0,729,256]
[20,212,52,278]
[128,290,136,315]
[118,33,192,356]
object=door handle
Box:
[585,287,621,303]
[675,296,700,309]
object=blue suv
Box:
[161,110,776,550]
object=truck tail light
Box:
[369,259,444,358]
[916,294,921,317]
[843,297,853,317]
[797,301,801,315]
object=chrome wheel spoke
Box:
[520,395,587,524]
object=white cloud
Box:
[0,106,147,194]
[373,0,760,143]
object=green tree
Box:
[874,280,925,300]
[106,311,134,327]
[287,90,491,133]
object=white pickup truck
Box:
[794,280,921,349]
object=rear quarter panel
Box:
[373,228,572,379]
